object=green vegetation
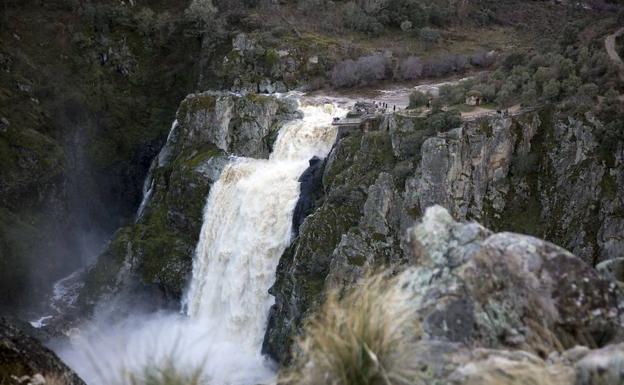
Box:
[408,91,429,108]
[405,10,624,149]
[434,40,620,112]
[0,0,202,314]
[78,140,220,308]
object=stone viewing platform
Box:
[332,101,390,136]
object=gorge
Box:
[2,2,624,385]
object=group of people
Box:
[373,101,397,112]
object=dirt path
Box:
[605,27,624,82]
[461,104,521,120]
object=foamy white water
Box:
[58,101,342,385]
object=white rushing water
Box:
[58,101,342,385]
[136,120,179,222]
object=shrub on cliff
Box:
[399,56,423,80]
[419,27,440,46]
[184,0,218,36]
[280,272,419,385]
[470,50,495,68]
[439,84,465,106]
[409,91,429,108]
[342,2,384,36]
[427,110,461,131]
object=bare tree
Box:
[399,56,423,80]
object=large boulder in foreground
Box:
[281,206,624,384]
[401,206,623,356]
[0,318,83,384]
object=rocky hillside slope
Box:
[0,0,200,315]
[0,0,339,316]
[2,0,615,318]
[263,106,624,362]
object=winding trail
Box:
[605,27,624,82]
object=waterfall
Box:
[136,120,179,221]
[58,101,343,385]
[183,103,338,351]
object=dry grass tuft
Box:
[280,272,419,385]
[125,359,205,385]
[42,375,71,385]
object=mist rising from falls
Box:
[57,101,342,385]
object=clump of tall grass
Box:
[280,272,419,385]
[125,359,205,385]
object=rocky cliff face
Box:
[413,110,624,265]
[264,107,624,363]
[73,92,300,319]
[0,1,391,317]
[212,32,337,93]
[60,91,624,370]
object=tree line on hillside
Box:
[329,50,495,88]
[411,46,619,113]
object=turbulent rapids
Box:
[58,100,343,385]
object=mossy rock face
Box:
[264,128,405,363]
[75,92,300,319]
[0,126,65,208]
[264,112,491,363]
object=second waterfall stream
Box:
[58,100,344,385]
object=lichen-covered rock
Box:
[597,258,624,285]
[175,91,300,159]
[447,348,575,385]
[325,172,408,289]
[574,343,624,385]
[401,206,622,354]
[0,318,84,384]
